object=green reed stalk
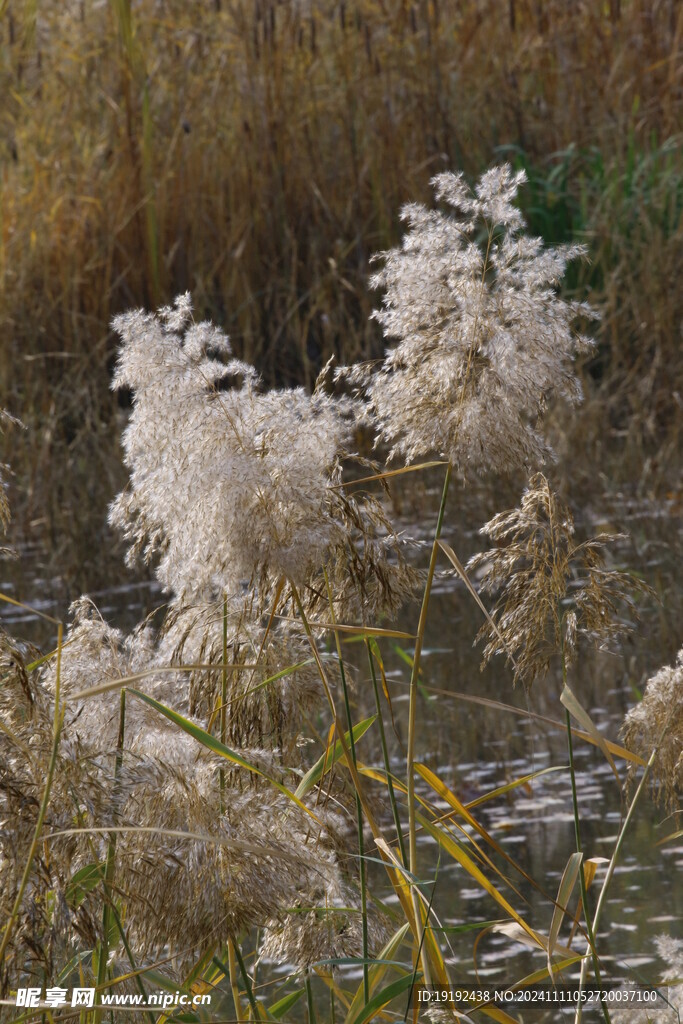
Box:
[340,664,369,1004]
[218,599,242,1019]
[306,971,317,1024]
[573,747,657,1024]
[366,641,407,865]
[96,688,127,1019]
[231,943,260,1020]
[406,464,451,985]
[108,901,154,1024]
[227,941,245,1022]
[0,624,64,967]
[329,971,336,1024]
[561,646,611,1024]
[324,570,368,1005]
[290,587,369,819]
[220,594,228,812]
[215,948,256,1021]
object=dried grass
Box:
[1,1,681,567]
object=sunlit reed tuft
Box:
[346,166,596,478]
[110,294,416,621]
[621,647,683,813]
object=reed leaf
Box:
[295,715,376,799]
[346,973,417,1024]
[547,852,583,975]
[343,923,411,1024]
[417,817,546,952]
[561,684,620,786]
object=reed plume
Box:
[467,473,651,688]
[261,874,388,972]
[621,647,683,813]
[346,165,596,478]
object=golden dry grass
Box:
[0,0,681,564]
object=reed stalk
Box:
[0,624,63,967]
[324,569,369,1003]
[406,463,451,985]
[220,593,228,812]
[561,645,611,1024]
[227,940,245,1023]
[340,660,370,1003]
[231,942,260,1021]
[366,640,407,866]
[573,747,658,1024]
[96,688,127,1021]
[305,971,317,1024]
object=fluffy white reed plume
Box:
[110,295,361,602]
[621,647,682,812]
[356,164,596,476]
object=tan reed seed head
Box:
[261,874,389,972]
[467,473,651,689]
[353,164,596,478]
[621,647,683,813]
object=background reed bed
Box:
[0,0,681,581]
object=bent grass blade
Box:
[547,852,584,979]
[417,817,548,953]
[0,590,61,626]
[561,684,621,785]
[399,681,645,766]
[338,460,448,488]
[42,825,307,865]
[295,715,377,799]
[437,540,519,675]
[275,616,415,640]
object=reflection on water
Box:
[1,481,680,1021]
